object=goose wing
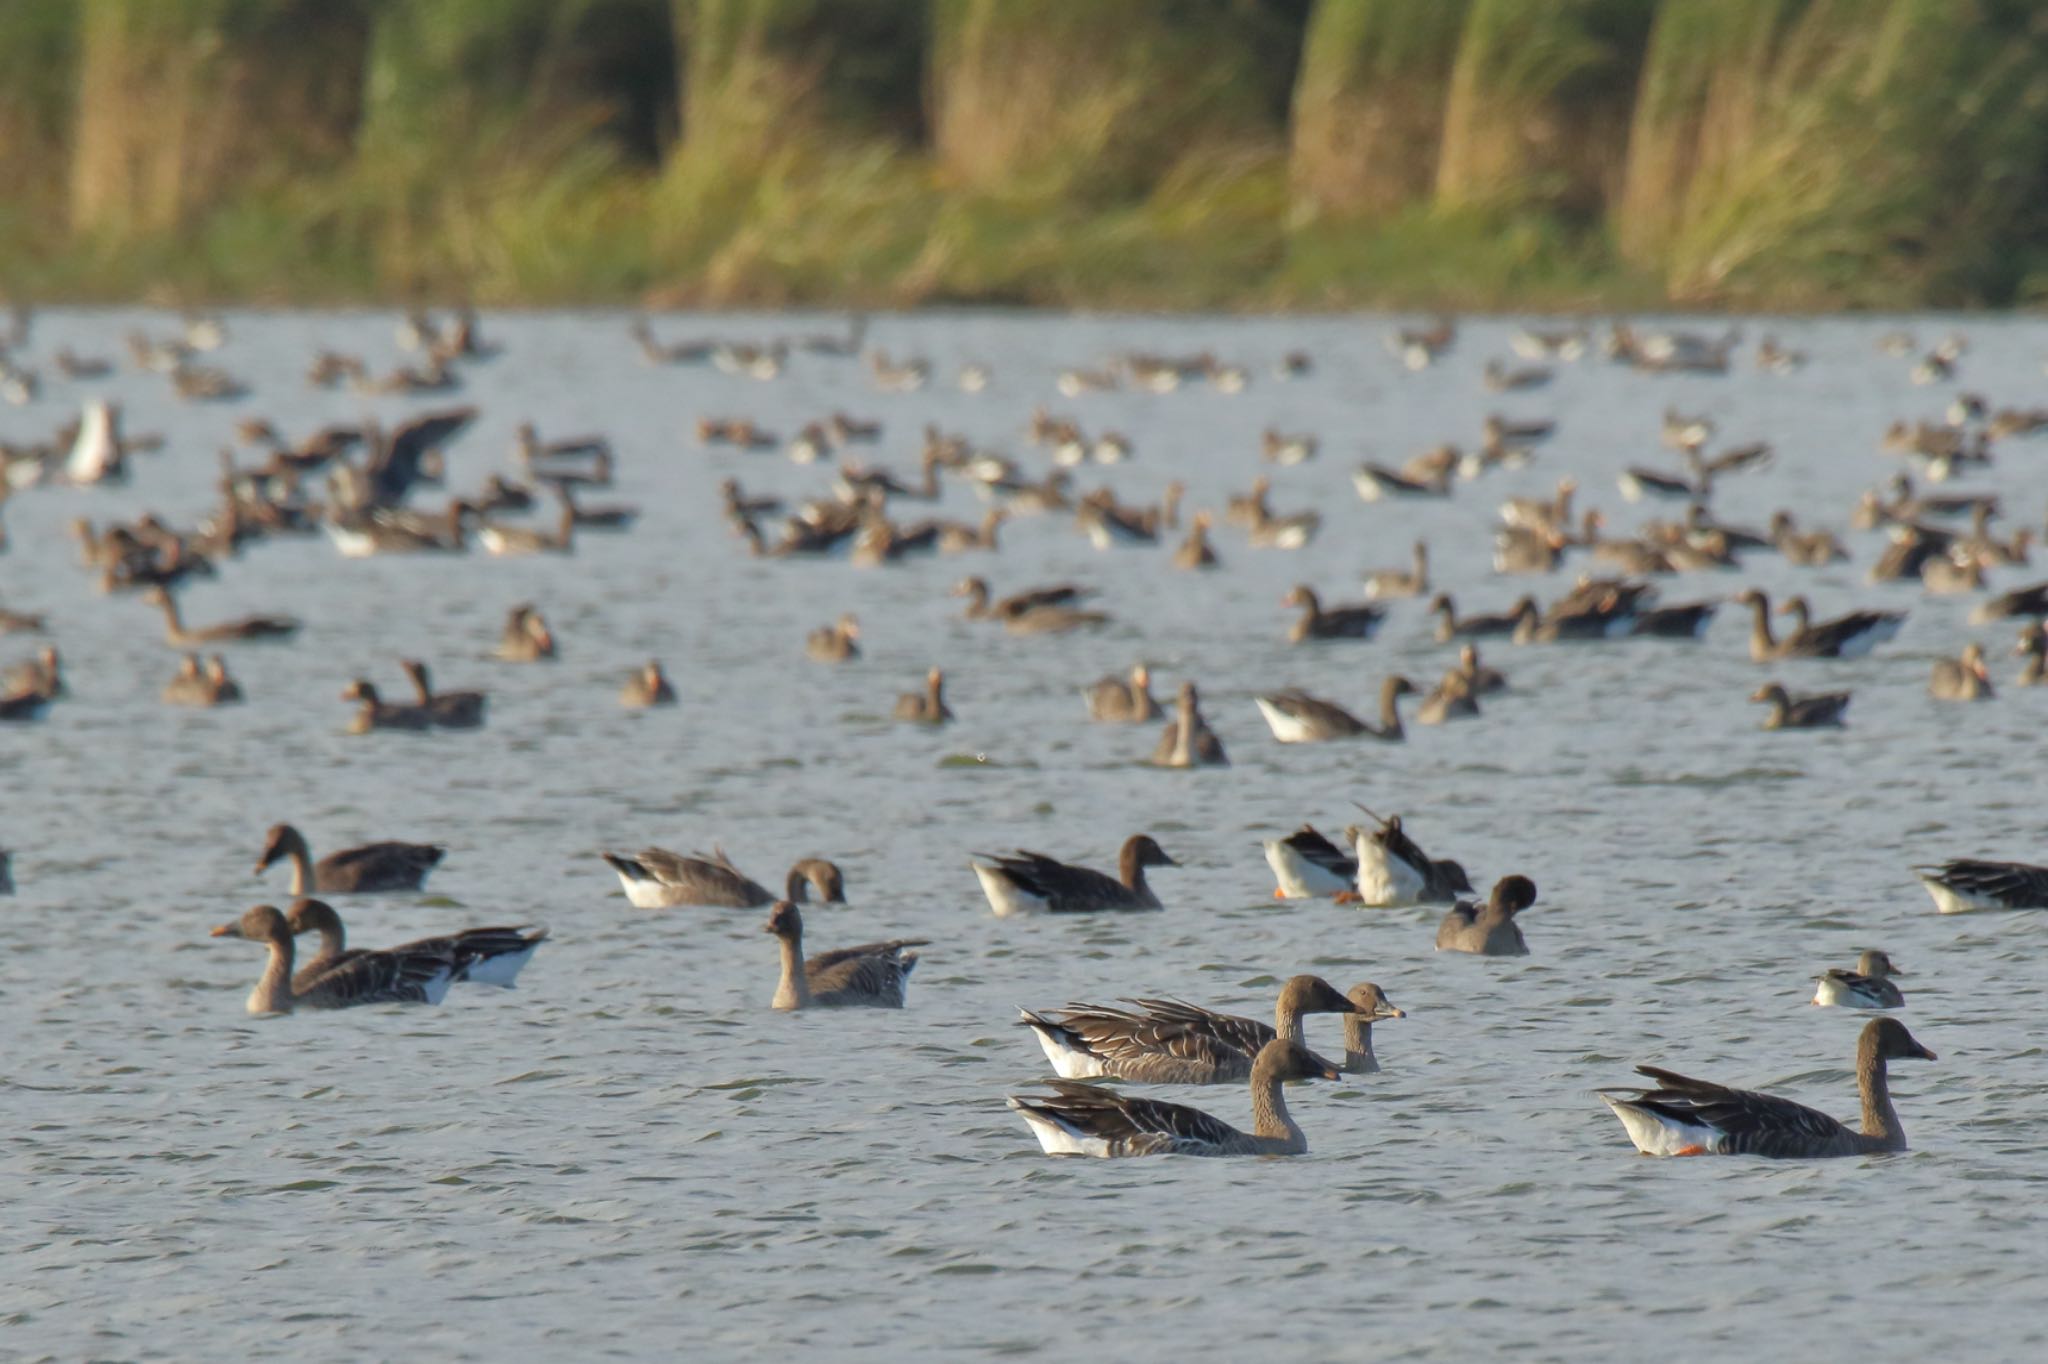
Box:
[295,946,456,1008]
[806,941,925,1002]
[320,840,443,890]
[1282,825,1355,877]
[1025,1003,1252,1078]
[625,846,772,906]
[1258,689,1364,735]
[1624,1066,1850,1156]
[1119,997,1274,1059]
[1917,858,2048,907]
[1014,1081,1249,1154]
[979,851,1134,908]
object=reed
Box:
[1289,0,1470,222]
[0,1,78,231]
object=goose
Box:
[1245,500,1321,549]
[1,645,60,697]
[1629,600,1717,639]
[1283,584,1383,642]
[1262,825,1356,899]
[1735,589,1903,660]
[1813,950,1905,1009]
[1500,478,1578,534]
[1344,810,1472,907]
[1915,858,2048,913]
[1172,512,1220,569]
[341,679,433,733]
[1969,579,2048,623]
[1757,336,1806,373]
[1017,975,1361,1083]
[1482,412,1557,450]
[1511,326,1586,361]
[1484,358,1551,391]
[1435,875,1538,955]
[971,835,1177,915]
[1456,643,1508,695]
[603,848,844,909]
[1261,429,1318,465]
[765,900,923,1010]
[210,905,457,1014]
[1083,664,1158,722]
[1921,551,1985,595]
[400,659,486,728]
[1429,593,1533,642]
[324,500,470,557]
[1151,681,1227,766]
[496,605,556,661]
[1514,593,1636,644]
[620,661,677,707]
[1352,460,1451,501]
[256,823,443,895]
[936,508,1004,553]
[953,576,1092,623]
[894,667,952,724]
[1598,1017,1935,1157]
[1416,672,1479,725]
[2014,621,2045,685]
[1750,682,1850,729]
[806,614,861,663]
[286,898,546,990]
[1008,1037,1339,1158]
[630,318,713,365]
[1493,525,1567,574]
[1365,541,1429,599]
[1769,511,1850,565]
[1618,458,1706,503]
[162,654,213,706]
[1254,676,1413,744]
[1338,983,1407,1073]
[476,495,574,557]
[1930,643,1994,700]
[143,585,298,646]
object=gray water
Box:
[3,310,2045,1362]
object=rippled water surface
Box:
[4,311,2046,1361]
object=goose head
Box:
[211,904,289,943]
[1346,982,1406,1020]
[1277,974,1365,1018]
[1864,1016,1936,1062]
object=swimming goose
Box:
[1813,950,1905,1009]
[936,508,1004,553]
[953,576,1092,623]
[1,645,60,697]
[1435,875,1538,955]
[806,614,861,663]
[1493,525,1567,574]
[1338,984,1406,1073]
[1921,551,1985,595]
[1416,668,1478,724]
[341,679,433,733]
[1152,681,1227,766]
[285,898,546,991]
[496,605,556,661]
[1017,975,1360,1083]
[1769,511,1850,565]
[1345,810,1473,907]
[2014,622,2045,685]
[1599,1017,1935,1157]
[620,661,677,707]
[1969,579,2048,623]
[1629,600,1717,639]
[1008,1037,1338,1158]
[1735,589,1903,661]
[1430,593,1534,642]
[1254,677,1412,743]
[971,835,1177,915]
[1915,858,2048,913]
[162,654,212,705]
[1262,825,1356,899]
[894,667,952,724]
[1261,428,1318,465]
[1172,511,1220,569]
[1244,499,1321,550]
[1365,541,1429,599]
[1484,358,1551,391]
[1283,584,1383,642]
[1750,682,1850,729]
[476,495,575,557]
[400,659,486,728]
[1352,459,1452,501]
[1456,643,1508,694]
[1083,664,1159,722]
[1930,643,1994,700]
[765,900,924,1010]
[143,585,298,646]
[601,848,844,909]
[256,823,443,895]
[211,905,457,1014]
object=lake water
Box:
[2,310,2044,1361]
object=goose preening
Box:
[765,900,924,1010]
[1283,584,1383,642]
[143,585,299,646]
[285,898,546,991]
[1253,676,1413,743]
[1734,588,1903,661]
[341,679,433,733]
[601,848,845,909]
[1007,1037,1339,1158]
[1152,681,1227,766]
[1017,975,1360,1083]
[893,666,953,724]
[806,613,861,663]
[971,834,1177,915]
[496,604,556,661]
[1435,875,1538,955]
[1083,664,1159,722]
[210,905,458,1014]
[1346,810,1473,906]
[255,823,443,895]
[1813,950,1905,1009]
[401,659,486,728]
[1915,858,2048,913]
[1598,1017,1935,1157]
[1929,643,1994,700]
[1750,682,1850,729]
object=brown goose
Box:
[1008,1037,1339,1157]
[620,661,677,707]
[1017,975,1361,1083]
[1599,1017,1935,1157]
[1253,676,1413,743]
[401,659,486,728]
[1,645,60,697]
[953,576,1091,623]
[285,898,546,991]
[1435,875,1538,955]
[1969,579,2048,623]
[1429,593,1533,642]
[1915,858,2048,913]
[1812,949,1905,1009]
[765,899,925,1010]
[162,654,212,706]
[1930,643,1994,701]
[1152,681,1227,766]
[894,666,952,724]
[1416,672,1479,725]
[1083,664,1159,722]
[2015,621,2046,685]
[340,679,433,733]
[1750,682,1851,729]
[1457,643,1508,694]
[1365,540,1429,599]
[256,823,444,895]
[805,613,860,663]
[1283,584,1384,642]
[971,834,1177,915]
[601,847,843,909]
[496,604,556,661]
[203,655,242,703]
[1172,511,1220,570]
[476,494,575,557]
[143,585,298,646]
[1338,983,1407,1073]
[1735,589,1904,661]
[210,905,457,1014]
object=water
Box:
[3,311,2045,1361]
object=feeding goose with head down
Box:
[1341,808,1472,907]
[1262,825,1355,899]
[210,904,459,1015]
[1017,975,1361,1084]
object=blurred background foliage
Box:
[3,0,2047,307]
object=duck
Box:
[1434,875,1538,955]
[1337,984,1407,1073]
[400,659,486,728]
[1261,825,1356,899]
[601,848,844,909]
[143,585,298,646]
[2015,621,2046,685]
[1345,810,1473,907]
[496,604,556,661]
[1930,643,1994,700]
[1416,672,1479,725]
[1750,682,1850,729]
[1253,676,1413,743]
[209,905,458,1015]
[285,898,546,991]
[340,679,433,733]
[806,613,861,663]
[893,666,952,724]
[1152,681,1227,766]
[1813,950,1906,1009]
[1017,975,1361,1083]
[1008,1037,1339,1158]
[765,899,924,1010]
[1283,584,1383,642]
[1364,540,1429,599]
[971,834,1177,915]
[1083,664,1159,722]
[1172,511,1220,569]
[1915,858,2048,913]
[620,661,677,707]
[255,823,443,895]
[1429,593,1534,642]
[1598,1017,1935,1157]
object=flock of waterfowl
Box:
[4,305,2046,1164]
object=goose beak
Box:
[1912,1042,1937,1061]
[209,922,236,938]
[1375,1004,1407,1020]
[1317,1064,1341,1081]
